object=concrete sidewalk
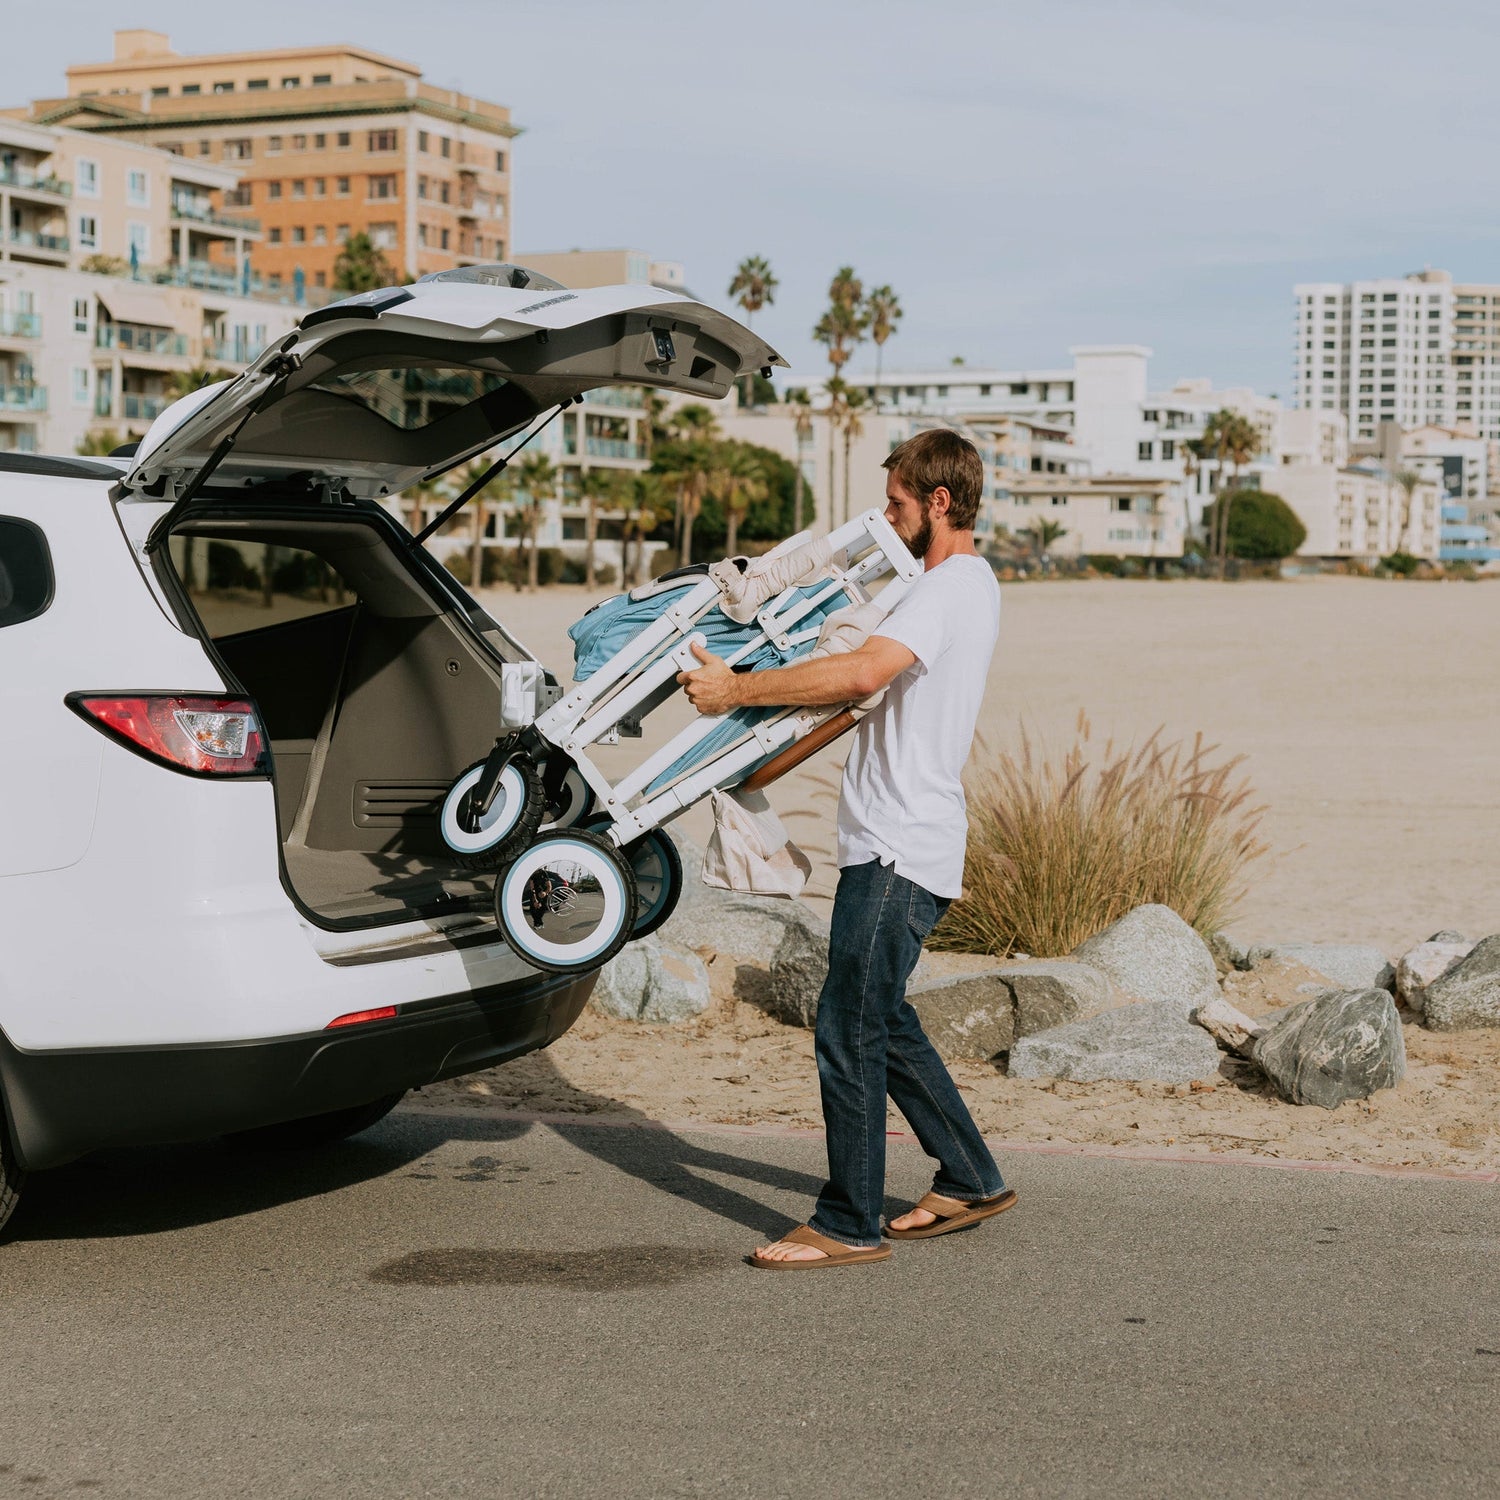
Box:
[0,1108,1495,1498]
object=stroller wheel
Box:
[439,758,546,869]
[495,830,637,976]
[539,763,596,832]
[587,823,683,938]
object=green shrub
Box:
[558,557,618,586]
[1443,561,1478,581]
[931,714,1268,959]
[1205,490,1307,560]
[1381,551,1421,577]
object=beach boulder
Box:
[997,959,1117,1038]
[907,971,1016,1061]
[1007,999,1222,1085]
[1251,988,1405,1108]
[1395,936,1475,1015]
[1245,943,1395,994]
[590,936,712,1024]
[1069,905,1220,1015]
[1422,935,1500,1031]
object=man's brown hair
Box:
[881,428,985,530]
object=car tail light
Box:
[66,693,267,777]
[326,1006,399,1030]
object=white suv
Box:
[0,266,778,1234]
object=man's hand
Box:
[677,641,741,716]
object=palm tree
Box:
[1199,409,1262,576]
[1392,468,1422,553]
[517,452,557,591]
[669,403,721,442]
[728,255,778,404]
[665,463,710,567]
[166,365,235,400]
[577,466,619,588]
[710,446,768,557]
[623,474,666,587]
[840,387,868,528]
[865,286,902,407]
[1023,518,1067,561]
[75,427,123,457]
[787,393,814,533]
[332,232,398,293]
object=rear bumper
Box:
[0,971,595,1171]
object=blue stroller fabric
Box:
[567,581,849,794]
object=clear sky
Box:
[8,1,1499,395]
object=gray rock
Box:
[995,959,1116,1038]
[1008,1000,1223,1084]
[1070,905,1220,1015]
[1427,930,1468,945]
[1206,931,1250,976]
[1422,935,1500,1031]
[763,909,834,1027]
[1395,937,1475,1016]
[590,936,711,1024]
[1245,943,1395,993]
[907,972,1016,1061]
[1251,988,1406,1108]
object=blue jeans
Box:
[809,859,1006,1247]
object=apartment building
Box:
[28,30,515,294]
[1292,268,1500,446]
[515,248,690,295]
[0,115,297,455]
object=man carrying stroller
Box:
[680,428,1014,1268]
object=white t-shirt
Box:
[836,553,1001,899]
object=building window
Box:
[223,139,252,161]
[76,158,99,197]
[312,73,332,86]
[314,270,327,287]
[213,81,234,94]
[1113,496,1133,512]
[313,177,326,197]
[292,134,307,152]
[1137,441,1152,461]
[368,174,398,200]
[1161,440,1175,460]
[76,213,98,248]
[440,137,451,158]
[127,222,150,263]
[369,222,398,250]
[268,227,282,244]
[181,84,201,96]
[291,179,306,199]
[418,130,430,153]
[335,176,350,197]
[439,180,450,204]
[72,368,89,407]
[368,129,398,153]
[1050,496,1066,507]
[314,133,326,149]
[266,135,282,154]
[336,224,350,242]
[267,180,282,199]
[417,223,428,246]
[223,185,251,207]
[291,226,305,244]
[282,76,300,89]
[417,175,428,200]
[337,132,351,149]
[495,149,506,172]
[440,227,450,250]
[313,225,327,245]
[248,78,269,91]
[72,298,90,335]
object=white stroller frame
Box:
[531,507,923,847]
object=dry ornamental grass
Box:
[934,712,1268,959]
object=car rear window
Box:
[0,517,54,629]
[167,534,357,638]
[311,365,510,430]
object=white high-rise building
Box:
[1291,268,1500,445]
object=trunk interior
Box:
[163,512,521,926]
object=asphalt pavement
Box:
[0,1102,1496,1499]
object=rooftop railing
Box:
[96,324,190,357]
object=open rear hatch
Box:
[115,264,783,931]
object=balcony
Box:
[0,385,48,414]
[584,386,646,409]
[204,335,269,365]
[96,323,190,358]
[7,229,69,258]
[170,196,262,236]
[121,393,170,421]
[1441,503,1469,523]
[0,312,41,339]
[0,164,70,197]
[145,260,263,296]
[583,436,646,461]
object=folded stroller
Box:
[436,507,922,975]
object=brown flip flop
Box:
[884,1189,1019,1239]
[749,1224,892,1269]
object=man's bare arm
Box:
[677,636,916,716]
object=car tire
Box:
[0,1097,26,1240]
[225,1091,407,1151]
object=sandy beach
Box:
[450,572,1500,1174]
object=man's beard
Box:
[907,502,934,559]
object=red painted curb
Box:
[407,1104,1499,1185]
